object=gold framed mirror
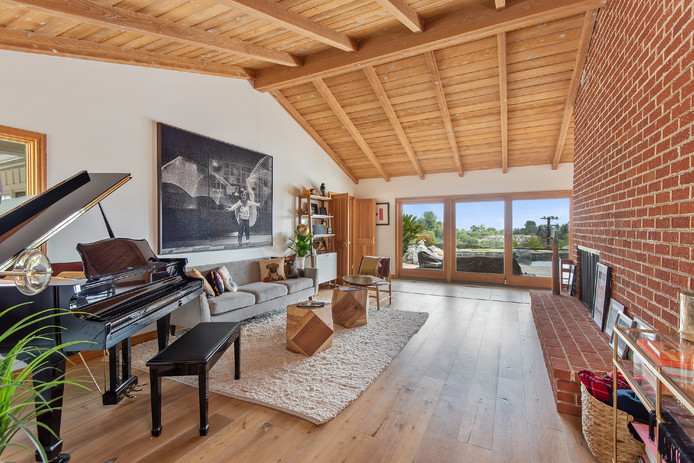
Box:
[0,124,47,196]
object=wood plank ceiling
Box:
[0,0,604,182]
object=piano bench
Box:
[146,321,241,437]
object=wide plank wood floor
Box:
[5,281,598,462]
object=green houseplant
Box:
[288,224,314,268]
[0,304,90,463]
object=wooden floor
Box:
[6,282,598,463]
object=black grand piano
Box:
[0,171,203,462]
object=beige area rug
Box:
[131,306,428,425]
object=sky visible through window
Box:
[402,198,570,231]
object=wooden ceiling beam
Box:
[2,0,301,67]
[424,51,463,177]
[495,0,506,10]
[374,0,423,33]
[364,67,425,179]
[313,79,390,182]
[271,90,359,184]
[254,0,605,91]
[497,32,508,173]
[214,0,357,52]
[0,26,254,79]
[551,9,598,169]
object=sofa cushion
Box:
[207,291,256,316]
[215,265,238,292]
[206,270,225,296]
[275,277,313,294]
[259,257,286,282]
[238,282,288,303]
[189,268,214,298]
[284,255,299,279]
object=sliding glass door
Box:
[398,201,446,279]
[396,192,571,288]
[452,199,506,283]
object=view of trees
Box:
[403,212,570,251]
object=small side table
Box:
[286,302,333,356]
[332,286,368,328]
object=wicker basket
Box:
[581,383,645,463]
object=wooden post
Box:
[551,234,560,295]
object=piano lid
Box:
[0,170,131,271]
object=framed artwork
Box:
[311,203,319,215]
[319,206,328,216]
[567,264,577,295]
[604,299,625,339]
[376,202,390,226]
[592,263,611,331]
[633,316,657,341]
[610,312,635,359]
[157,123,273,254]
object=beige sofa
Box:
[171,257,318,327]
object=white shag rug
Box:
[131,306,428,425]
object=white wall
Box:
[0,50,355,266]
[353,164,573,267]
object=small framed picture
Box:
[633,316,656,340]
[592,263,611,331]
[376,202,389,226]
[566,264,576,294]
[319,206,327,215]
[604,299,625,339]
[310,203,319,215]
[610,312,635,359]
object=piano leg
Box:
[156,314,171,351]
[102,340,138,405]
[33,353,71,463]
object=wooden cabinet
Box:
[297,193,336,284]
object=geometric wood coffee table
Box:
[286,302,333,356]
[331,286,368,328]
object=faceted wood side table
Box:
[331,286,368,328]
[286,302,333,356]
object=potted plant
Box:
[288,224,314,268]
[1,304,90,463]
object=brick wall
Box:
[573,1,694,331]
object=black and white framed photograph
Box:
[566,264,577,295]
[311,203,319,215]
[604,298,625,339]
[319,206,327,216]
[610,312,635,359]
[157,123,273,253]
[376,202,390,226]
[592,263,611,331]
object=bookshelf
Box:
[297,193,336,284]
[613,327,694,463]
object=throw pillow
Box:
[259,257,286,282]
[189,268,214,298]
[206,270,225,297]
[215,265,238,292]
[284,255,299,279]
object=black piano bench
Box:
[146,321,241,437]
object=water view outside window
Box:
[455,201,505,274]
[512,198,570,278]
[401,203,444,271]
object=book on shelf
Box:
[631,423,657,463]
[636,339,694,374]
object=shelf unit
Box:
[613,327,694,463]
[297,193,336,284]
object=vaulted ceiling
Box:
[0,0,604,182]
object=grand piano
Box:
[0,171,203,462]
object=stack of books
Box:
[636,339,694,392]
[632,422,657,463]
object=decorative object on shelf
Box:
[310,203,319,215]
[375,202,390,226]
[157,123,273,254]
[312,224,326,235]
[327,227,333,234]
[315,240,328,252]
[288,224,314,268]
[679,291,694,342]
[320,183,326,197]
[592,263,611,331]
[319,207,327,216]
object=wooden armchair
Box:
[342,256,392,310]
